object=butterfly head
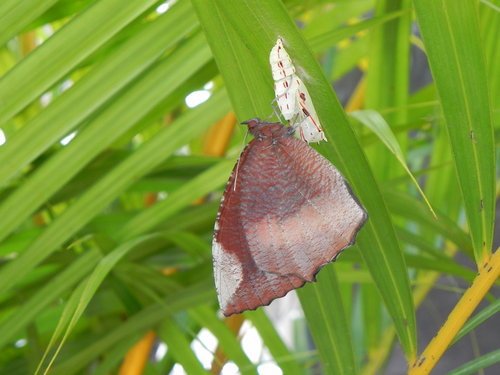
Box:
[241,118,293,141]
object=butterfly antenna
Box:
[267,97,286,123]
[289,112,301,130]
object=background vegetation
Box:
[0,0,498,374]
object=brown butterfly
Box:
[212,119,367,316]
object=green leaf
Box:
[246,309,303,375]
[298,267,357,374]
[0,250,100,350]
[0,18,206,245]
[0,0,159,124]
[36,235,161,374]
[0,0,198,186]
[351,109,436,217]
[447,349,500,375]
[361,285,383,355]
[414,0,495,263]
[190,306,257,375]
[364,0,411,180]
[0,89,231,295]
[0,0,60,46]
[384,190,473,256]
[307,10,408,52]
[158,318,207,375]
[453,298,500,345]
[51,282,215,374]
[119,159,234,241]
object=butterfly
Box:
[212,119,366,316]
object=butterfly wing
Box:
[269,39,327,143]
[274,75,299,120]
[270,38,298,121]
[213,132,366,316]
[213,141,306,316]
[294,78,327,143]
[269,38,295,80]
[242,135,365,279]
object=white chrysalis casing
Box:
[269,38,326,143]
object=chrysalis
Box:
[269,38,326,143]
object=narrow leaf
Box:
[0,0,159,124]
[0,0,59,46]
[0,90,231,295]
[51,282,215,374]
[414,0,495,263]
[0,0,197,185]
[298,267,357,375]
[0,250,100,350]
[158,319,207,375]
[452,298,500,345]
[190,306,257,375]
[351,109,436,217]
[447,349,500,375]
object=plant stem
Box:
[409,249,500,374]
